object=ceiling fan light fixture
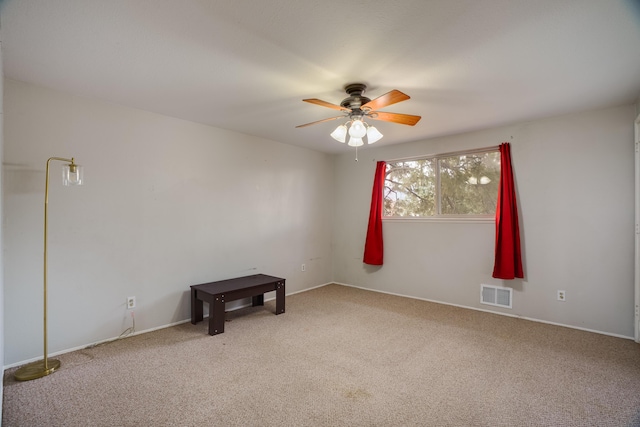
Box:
[330,124,348,143]
[296,84,420,156]
[347,137,364,147]
[348,119,367,138]
[366,126,383,144]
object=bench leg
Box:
[191,289,203,324]
[209,295,226,335]
[275,280,285,314]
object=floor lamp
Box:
[14,157,83,381]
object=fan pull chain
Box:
[355,145,358,162]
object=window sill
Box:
[383,216,495,224]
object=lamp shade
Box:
[348,119,366,138]
[62,164,83,186]
[366,126,383,144]
[330,124,348,143]
[348,137,364,147]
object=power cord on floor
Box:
[119,311,136,339]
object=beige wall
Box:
[3,77,636,368]
[3,79,334,365]
[333,105,636,338]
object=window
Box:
[384,148,500,218]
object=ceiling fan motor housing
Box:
[340,83,371,111]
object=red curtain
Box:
[493,143,523,279]
[363,161,386,265]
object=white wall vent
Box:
[481,284,512,309]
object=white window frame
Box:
[383,146,499,223]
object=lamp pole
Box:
[14,157,83,381]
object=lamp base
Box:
[14,359,61,381]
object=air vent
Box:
[481,284,512,309]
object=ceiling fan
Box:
[296,83,421,147]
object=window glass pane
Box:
[439,152,500,215]
[384,160,436,217]
[382,149,500,218]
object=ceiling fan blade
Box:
[361,90,410,112]
[303,98,351,112]
[296,116,345,128]
[369,111,421,126]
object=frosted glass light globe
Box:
[330,124,348,143]
[348,120,366,138]
[366,126,383,144]
[348,137,364,147]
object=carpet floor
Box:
[3,284,640,426]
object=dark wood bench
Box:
[190,274,285,335]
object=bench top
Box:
[190,274,285,295]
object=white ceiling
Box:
[2,0,640,154]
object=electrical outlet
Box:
[127,296,136,309]
[301,264,306,272]
[557,290,566,302]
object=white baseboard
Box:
[4,281,335,370]
[3,318,194,370]
[332,281,634,341]
[14,280,624,370]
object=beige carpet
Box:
[3,284,640,426]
